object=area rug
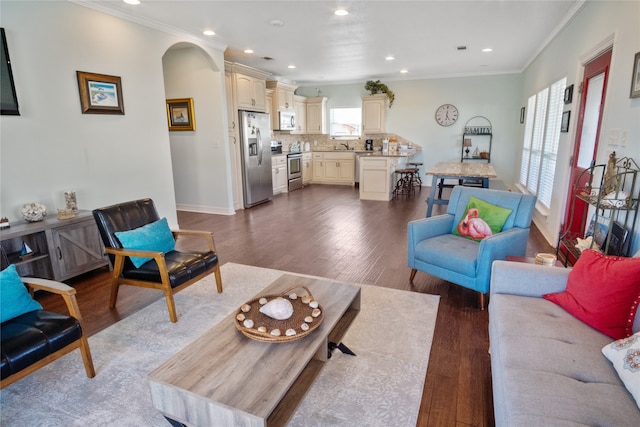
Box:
[0,263,439,426]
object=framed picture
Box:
[76,71,124,114]
[564,84,574,104]
[585,214,628,256]
[630,51,640,98]
[166,98,195,131]
[520,107,525,124]
[1,28,19,115]
[561,110,570,132]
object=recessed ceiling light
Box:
[123,0,140,4]
[270,19,285,27]
[482,48,493,52]
[288,65,296,69]
[385,56,395,61]
[244,49,254,54]
[400,69,408,74]
[334,9,349,16]
[203,30,215,36]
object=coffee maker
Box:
[365,139,373,151]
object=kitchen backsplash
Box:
[272,132,420,152]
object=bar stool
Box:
[407,162,423,188]
[393,168,416,198]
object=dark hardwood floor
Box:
[37,184,554,427]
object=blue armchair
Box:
[408,186,536,308]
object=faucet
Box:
[340,142,350,150]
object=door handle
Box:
[257,129,263,165]
[57,247,62,260]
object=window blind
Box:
[519,77,566,209]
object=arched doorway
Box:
[162,43,234,215]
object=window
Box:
[330,107,361,138]
[519,77,566,209]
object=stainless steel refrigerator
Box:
[238,111,273,208]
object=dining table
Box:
[425,161,497,217]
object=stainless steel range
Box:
[287,152,303,191]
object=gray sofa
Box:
[489,260,640,426]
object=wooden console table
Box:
[0,210,109,281]
[425,162,497,217]
[148,273,361,427]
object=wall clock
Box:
[435,104,458,126]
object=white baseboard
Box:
[176,204,235,215]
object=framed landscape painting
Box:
[76,71,124,114]
[166,98,195,131]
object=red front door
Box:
[562,49,612,237]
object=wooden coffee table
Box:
[148,273,361,427]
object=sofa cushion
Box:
[453,196,512,241]
[543,250,640,339]
[0,265,43,323]
[115,217,176,268]
[490,293,640,426]
[413,234,479,277]
[602,332,640,409]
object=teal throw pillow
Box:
[453,195,513,241]
[0,264,43,323]
[114,217,176,268]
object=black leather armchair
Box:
[1,277,95,388]
[92,198,222,323]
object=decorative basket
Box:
[479,151,490,159]
[234,286,324,343]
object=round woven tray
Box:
[234,286,324,343]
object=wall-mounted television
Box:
[1,28,20,115]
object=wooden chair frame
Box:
[105,229,223,323]
[1,278,95,389]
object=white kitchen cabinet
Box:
[311,152,354,185]
[234,73,267,112]
[266,81,296,112]
[272,154,288,194]
[306,97,327,134]
[302,152,313,185]
[293,95,307,134]
[265,89,275,131]
[359,156,405,201]
[362,94,387,134]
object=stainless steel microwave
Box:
[278,111,296,131]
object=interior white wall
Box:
[298,74,523,189]
[0,1,229,227]
[162,45,233,215]
[520,0,640,254]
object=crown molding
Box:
[68,0,228,52]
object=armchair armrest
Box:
[21,277,84,321]
[474,228,531,294]
[104,247,165,259]
[490,260,571,298]
[408,214,454,243]
[172,229,217,252]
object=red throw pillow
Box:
[543,249,640,339]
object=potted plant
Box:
[364,80,395,108]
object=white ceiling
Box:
[77,0,584,85]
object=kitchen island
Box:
[358,153,409,201]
